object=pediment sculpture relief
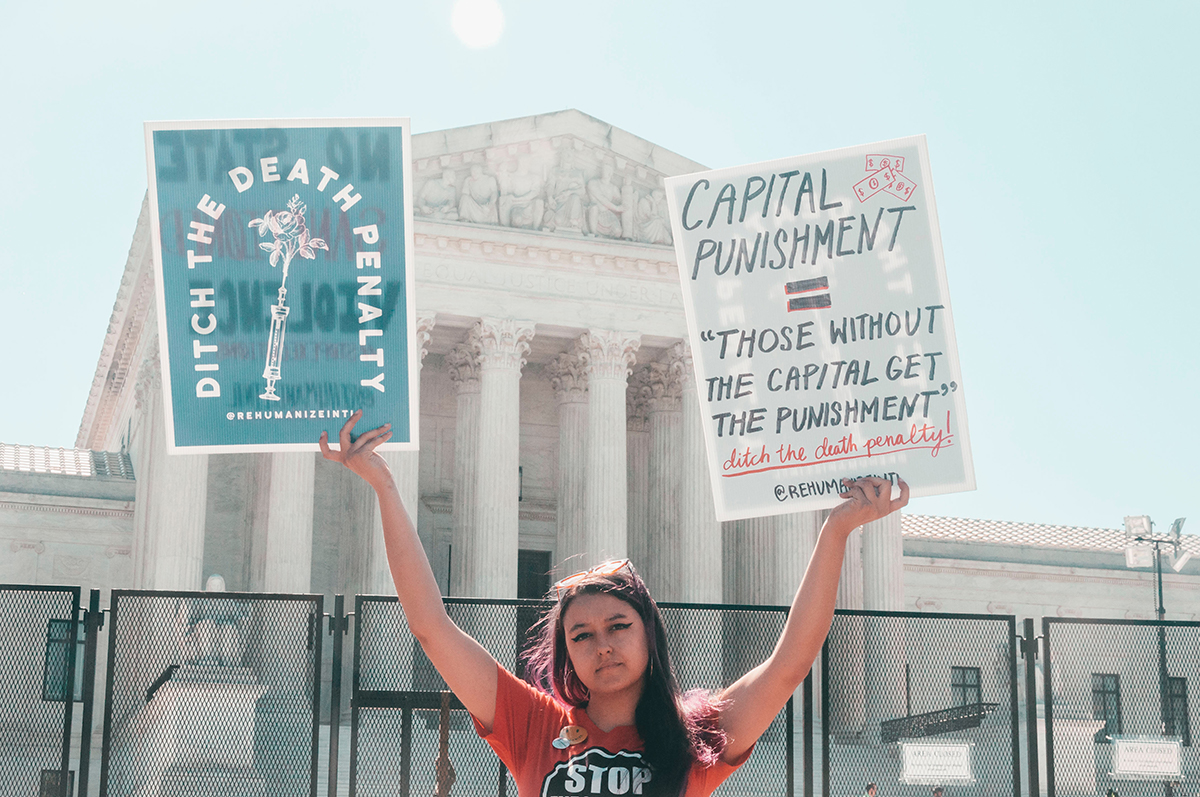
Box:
[418,169,460,220]
[459,163,500,224]
[414,142,674,246]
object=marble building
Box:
[4,109,1197,625]
[39,108,901,614]
[6,109,1200,797]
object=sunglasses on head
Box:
[552,559,632,600]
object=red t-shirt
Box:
[472,664,751,797]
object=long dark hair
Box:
[522,565,726,796]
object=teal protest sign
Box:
[145,118,416,453]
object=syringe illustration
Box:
[248,195,327,401]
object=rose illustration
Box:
[249,195,327,275]
[248,194,329,402]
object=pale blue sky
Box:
[1,1,1195,531]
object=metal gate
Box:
[97,590,324,797]
[348,596,799,797]
[1043,617,1200,797]
[822,610,1020,797]
[0,585,80,797]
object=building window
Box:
[951,666,981,707]
[1092,673,1122,743]
[1167,677,1191,746]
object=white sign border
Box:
[143,117,418,455]
[1110,735,1183,781]
[898,740,976,785]
[663,134,975,520]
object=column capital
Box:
[477,318,535,372]
[446,335,482,395]
[643,360,683,413]
[581,330,640,381]
[626,366,651,431]
[546,346,589,405]
[415,313,437,368]
[667,341,697,393]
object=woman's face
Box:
[562,592,650,697]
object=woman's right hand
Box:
[319,411,394,490]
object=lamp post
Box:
[1124,516,1188,797]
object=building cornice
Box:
[0,499,135,519]
[413,220,679,281]
[76,193,154,450]
[412,110,706,178]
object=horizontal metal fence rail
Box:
[0,585,80,797]
[97,590,324,797]
[822,609,1020,797]
[349,595,798,797]
[1043,617,1200,797]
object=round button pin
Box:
[553,724,588,749]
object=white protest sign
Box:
[900,742,975,784]
[664,136,974,520]
[1112,737,1182,780]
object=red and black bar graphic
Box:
[785,277,831,311]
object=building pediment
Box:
[411,109,705,248]
[77,110,701,450]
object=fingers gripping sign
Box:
[319,410,395,489]
[829,476,910,531]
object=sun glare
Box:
[451,0,505,49]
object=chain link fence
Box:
[0,585,80,797]
[822,610,1019,797]
[98,590,323,797]
[1044,618,1200,797]
[0,588,1093,797]
[350,596,796,797]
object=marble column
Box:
[861,511,906,738]
[773,509,824,790]
[715,519,779,699]
[643,359,683,599]
[828,523,866,737]
[723,511,820,605]
[365,314,436,596]
[677,344,721,602]
[250,452,316,593]
[625,374,650,581]
[774,511,822,604]
[446,334,482,597]
[581,330,639,565]
[837,526,864,610]
[131,345,209,591]
[861,512,904,611]
[726,518,778,605]
[546,344,589,574]
[472,318,535,598]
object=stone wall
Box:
[0,470,134,597]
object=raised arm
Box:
[320,412,500,729]
[716,476,909,762]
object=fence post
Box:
[76,590,102,797]
[820,639,830,797]
[1022,618,1040,797]
[329,595,346,797]
[785,696,794,797]
[1041,618,1056,797]
[436,691,453,797]
[803,671,813,797]
[58,589,80,797]
[309,597,326,797]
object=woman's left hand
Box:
[826,476,910,534]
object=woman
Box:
[321,412,908,797]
